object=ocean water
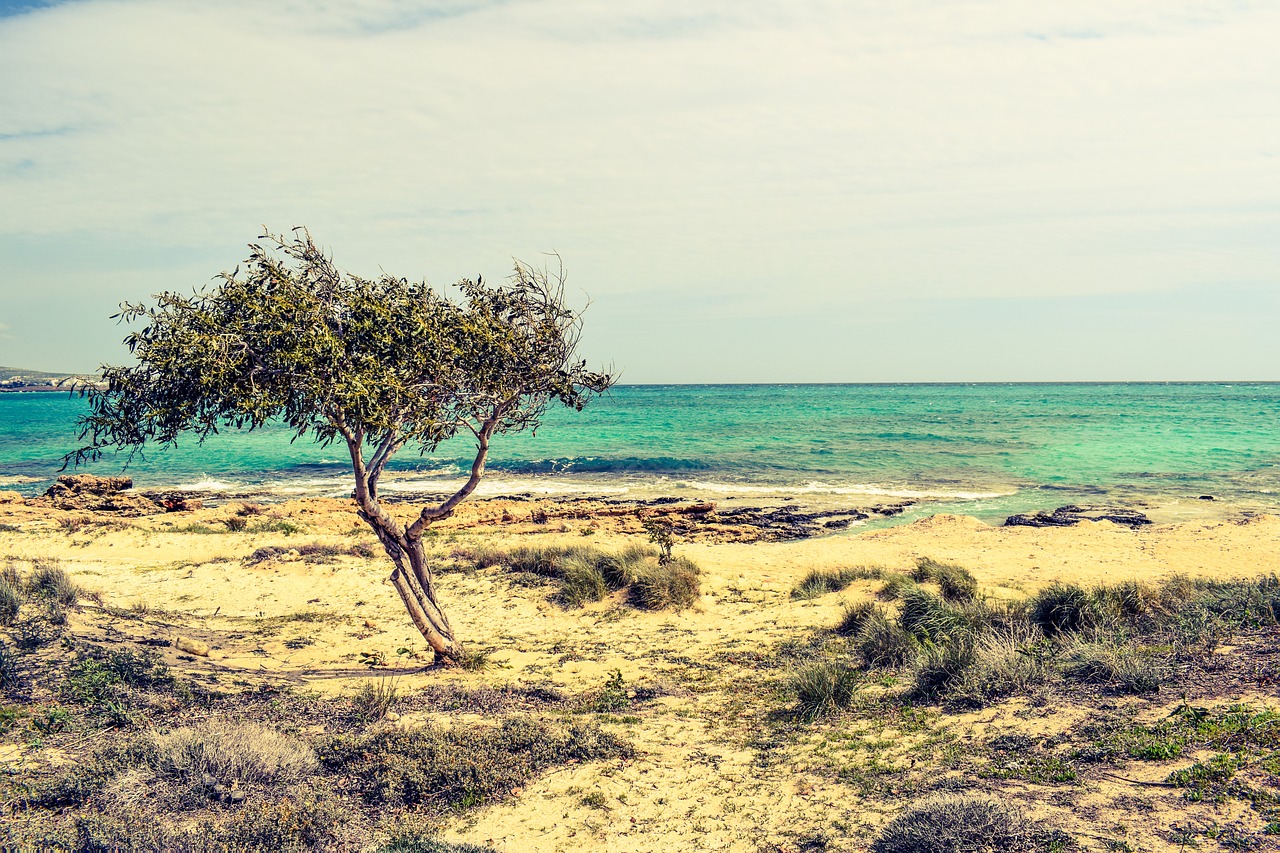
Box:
[2,384,1278,525]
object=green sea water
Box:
[2,383,1278,525]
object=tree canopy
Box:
[71,229,613,661]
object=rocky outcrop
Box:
[1004,505,1151,530]
[40,474,162,516]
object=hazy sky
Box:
[1,0,1277,381]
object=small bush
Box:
[597,546,653,589]
[352,678,399,724]
[27,560,79,606]
[947,625,1051,706]
[1061,642,1165,694]
[558,554,609,607]
[0,575,19,626]
[910,638,976,700]
[154,721,319,784]
[873,794,1071,853]
[857,614,919,669]
[224,515,248,532]
[878,573,920,601]
[835,601,879,637]
[1029,582,1104,636]
[629,556,700,611]
[791,566,883,600]
[912,558,979,602]
[792,660,862,721]
[318,716,631,809]
[898,590,968,644]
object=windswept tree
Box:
[68,229,613,664]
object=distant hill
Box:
[0,366,100,390]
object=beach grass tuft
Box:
[790,566,884,600]
[873,794,1071,853]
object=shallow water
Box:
[2,383,1278,524]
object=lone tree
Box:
[68,229,613,664]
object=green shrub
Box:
[873,794,1070,853]
[835,601,879,637]
[878,573,920,601]
[318,716,630,809]
[856,614,919,669]
[629,556,701,611]
[1061,642,1165,694]
[791,566,883,600]
[27,560,79,606]
[947,626,1051,706]
[557,554,609,607]
[1029,582,1103,636]
[0,576,19,626]
[598,546,655,589]
[910,638,976,700]
[154,721,319,784]
[912,558,978,602]
[792,660,861,721]
[898,590,968,643]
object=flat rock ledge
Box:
[1004,504,1152,530]
[36,474,202,516]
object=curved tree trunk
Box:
[340,420,494,666]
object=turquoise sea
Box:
[2,384,1278,525]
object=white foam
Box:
[687,479,1014,500]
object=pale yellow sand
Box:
[2,497,1277,851]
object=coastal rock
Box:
[41,474,164,516]
[141,491,205,512]
[1004,505,1152,530]
[0,491,24,505]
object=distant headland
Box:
[0,366,103,392]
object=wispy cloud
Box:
[0,0,1277,379]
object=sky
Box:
[0,0,1277,382]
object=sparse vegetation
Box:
[791,566,883,600]
[154,721,320,784]
[27,559,80,606]
[792,660,862,721]
[873,794,1071,853]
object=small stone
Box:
[279,549,302,562]
[175,636,211,657]
[384,711,400,722]
[363,619,378,630]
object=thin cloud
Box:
[0,0,1277,379]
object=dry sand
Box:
[2,494,1278,851]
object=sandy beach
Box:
[2,488,1278,851]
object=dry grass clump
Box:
[911,557,979,602]
[834,601,880,637]
[1028,582,1104,636]
[351,678,399,724]
[154,721,319,784]
[629,555,701,611]
[792,660,862,721]
[379,836,500,853]
[26,558,80,606]
[1060,641,1166,694]
[317,716,631,809]
[0,574,19,626]
[790,565,884,600]
[877,572,921,601]
[856,612,919,669]
[873,794,1070,853]
[470,543,699,611]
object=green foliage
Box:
[912,558,979,602]
[1060,642,1166,694]
[856,613,920,669]
[877,573,921,601]
[68,229,611,468]
[591,670,630,713]
[352,678,399,724]
[628,555,701,611]
[791,566,883,600]
[0,640,19,690]
[835,601,880,637]
[873,794,1071,853]
[1029,582,1103,636]
[557,554,609,607]
[26,559,80,607]
[641,517,675,564]
[60,645,171,725]
[0,575,19,626]
[317,716,631,809]
[792,660,862,721]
